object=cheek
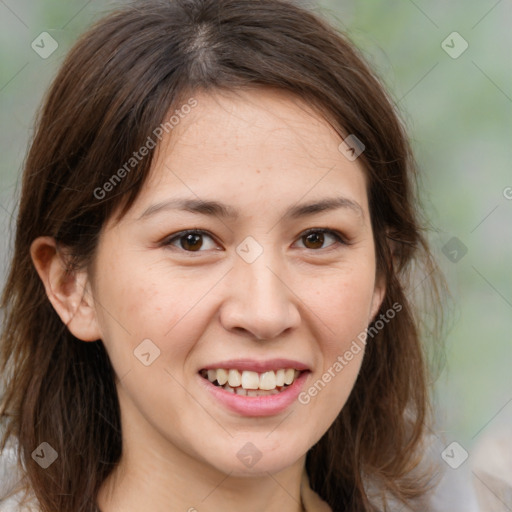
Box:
[298,263,375,412]
[298,271,371,422]
[93,254,217,371]
[305,265,376,350]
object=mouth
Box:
[199,368,304,397]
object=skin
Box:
[31,88,385,512]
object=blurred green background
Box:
[1,1,511,509]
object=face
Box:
[86,88,385,477]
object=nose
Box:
[219,250,301,341]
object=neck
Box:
[97,390,306,512]
[97,447,306,512]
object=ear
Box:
[367,229,400,323]
[30,236,101,342]
[368,272,386,324]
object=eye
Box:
[161,227,347,254]
[162,229,218,252]
[294,228,347,251]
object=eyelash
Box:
[160,227,348,254]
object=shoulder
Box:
[0,437,39,512]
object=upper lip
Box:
[200,358,310,373]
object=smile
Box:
[199,368,302,396]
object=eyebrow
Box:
[137,196,364,221]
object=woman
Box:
[0,0,445,510]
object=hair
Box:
[0,0,446,510]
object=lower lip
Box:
[198,371,310,417]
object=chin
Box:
[203,441,306,477]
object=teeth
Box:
[223,384,235,393]
[284,369,295,385]
[202,367,302,391]
[259,371,277,390]
[241,371,260,390]
[216,368,228,385]
[221,382,286,396]
[275,369,285,387]
[228,369,241,387]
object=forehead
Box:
[158,88,349,167]
[120,88,370,224]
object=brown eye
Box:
[303,231,325,249]
[180,232,203,251]
[296,229,345,251]
[163,230,217,252]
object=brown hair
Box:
[0,0,445,510]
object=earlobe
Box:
[30,236,102,342]
[369,273,386,324]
